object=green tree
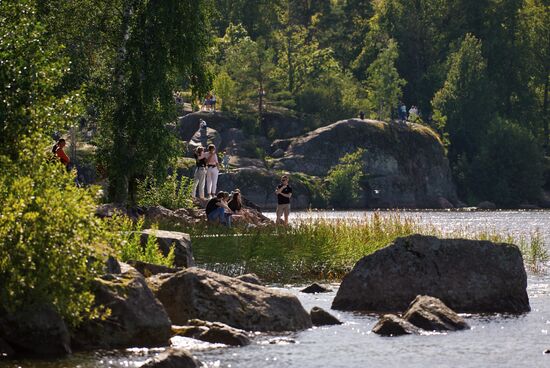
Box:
[469,119,544,205]
[432,34,493,162]
[99,0,211,203]
[326,148,366,208]
[365,39,406,120]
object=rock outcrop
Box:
[236,273,263,285]
[73,263,172,350]
[127,260,180,277]
[332,234,529,313]
[274,119,457,208]
[140,229,195,268]
[147,267,312,332]
[0,304,71,357]
[141,348,201,368]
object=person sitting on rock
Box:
[205,191,233,227]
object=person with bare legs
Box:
[275,175,292,225]
[205,144,219,198]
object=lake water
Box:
[2,211,549,368]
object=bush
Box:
[0,149,105,326]
[326,149,366,208]
[114,218,175,267]
[136,174,193,210]
[467,119,544,205]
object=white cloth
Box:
[206,166,219,195]
[192,167,207,198]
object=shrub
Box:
[136,174,193,210]
[113,218,175,267]
[326,148,366,208]
[0,149,106,326]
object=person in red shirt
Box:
[52,138,70,167]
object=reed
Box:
[183,212,547,283]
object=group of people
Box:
[192,144,221,199]
[202,92,216,112]
[398,102,421,122]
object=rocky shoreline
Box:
[0,232,531,366]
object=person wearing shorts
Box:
[275,175,292,225]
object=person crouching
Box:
[205,191,233,227]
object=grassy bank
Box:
[183,212,548,283]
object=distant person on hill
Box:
[191,146,207,199]
[359,111,365,120]
[52,138,70,168]
[409,105,419,121]
[211,93,217,112]
[205,144,219,198]
[275,175,292,225]
[399,102,407,122]
[206,191,233,227]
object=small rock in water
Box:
[403,295,469,331]
[140,348,201,368]
[544,349,550,354]
[172,320,250,346]
[301,283,331,293]
[310,307,342,326]
[372,314,422,336]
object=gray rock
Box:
[0,337,14,359]
[0,304,71,357]
[236,273,262,285]
[332,234,529,313]
[436,197,454,209]
[141,348,200,368]
[173,319,250,346]
[301,283,331,293]
[544,349,550,354]
[372,314,422,336]
[72,263,172,350]
[177,112,241,142]
[127,260,180,277]
[144,206,202,228]
[188,127,221,153]
[147,268,312,332]
[310,307,342,326]
[274,119,458,208]
[403,295,469,331]
[261,112,305,139]
[477,201,496,209]
[140,229,195,268]
[271,148,284,158]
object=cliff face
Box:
[273,119,457,208]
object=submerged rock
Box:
[301,283,331,293]
[236,273,263,285]
[0,304,71,357]
[140,229,195,268]
[332,234,529,313]
[141,348,201,368]
[147,267,312,332]
[310,307,342,326]
[73,263,172,350]
[403,295,469,331]
[173,320,250,346]
[372,314,422,336]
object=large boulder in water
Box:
[332,234,529,313]
[274,119,457,208]
[72,263,172,350]
[0,304,71,357]
[147,267,312,332]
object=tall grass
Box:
[186,212,548,283]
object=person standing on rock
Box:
[191,146,207,199]
[275,175,292,225]
[205,144,220,198]
[199,119,208,148]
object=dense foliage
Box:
[136,175,194,210]
[326,148,366,208]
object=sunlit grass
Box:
[181,212,548,283]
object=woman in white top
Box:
[205,144,219,198]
